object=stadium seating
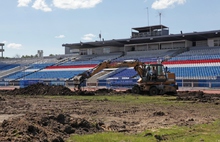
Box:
[1,46,220,88]
[167,66,220,80]
[28,63,54,69]
[24,70,84,80]
[0,64,20,70]
[61,60,100,66]
[163,46,220,80]
[108,68,137,78]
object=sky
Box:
[0,0,220,58]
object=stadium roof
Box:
[62,29,220,49]
[132,25,168,32]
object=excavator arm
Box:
[72,60,111,90]
[134,64,145,78]
[72,59,145,90]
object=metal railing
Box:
[0,80,220,90]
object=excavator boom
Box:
[72,59,145,90]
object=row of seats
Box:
[115,50,175,62]
[28,63,54,69]
[46,64,96,69]
[61,60,100,66]
[169,54,220,61]
[0,64,20,70]
[90,53,122,61]
[163,59,220,64]
[169,66,220,79]
[109,68,137,78]
[4,70,85,81]
[178,47,220,56]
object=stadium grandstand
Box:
[1,25,220,89]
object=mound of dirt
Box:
[0,96,5,101]
[1,83,76,96]
[177,91,220,103]
[95,88,115,94]
[0,84,132,96]
[0,113,104,142]
[94,88,132,95]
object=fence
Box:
[0,79,220,89]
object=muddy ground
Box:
[0,83,220,142]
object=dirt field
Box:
[0,83,220,141]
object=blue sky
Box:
[0,0,220,57]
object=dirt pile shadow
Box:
[0,113,104,142]
[177,91,220,103]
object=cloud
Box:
[152,0,186,10]
[17,0,32,7]
[18,0,102,11]
[1,41,7,44]
[55,35,65,38]
[53,0,102,9]
[7,43,23,49]
[32,0,52,12]
[82,34,96,41]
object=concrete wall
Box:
[207,38,220,47]
[161,43,172,50]
[195,40,208,47]
[65,47,71,54]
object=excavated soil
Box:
[177,90,220,104]
[0,83,220,141]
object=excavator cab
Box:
[141,64,167,82]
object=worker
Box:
[165,66,168,72]
[150,67,157,81]
[146,66,151,80]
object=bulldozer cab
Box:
[144,64,167,82]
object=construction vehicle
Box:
[71,59,178,95]
[132,62,178,95]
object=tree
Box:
[14,54,20,58]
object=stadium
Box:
[1,24,220,141]
[1,24,220,89]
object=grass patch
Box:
[46,94,177,105]
[67,132,153,142]
[67,120,220,142]
[151,120,220,142]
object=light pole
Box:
[146,7,150,26]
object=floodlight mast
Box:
[159,12,162,25]
[99,31,102,41]
[146,7,150,26]
[159,12,162,35]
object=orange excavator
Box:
[72,59,178,95]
